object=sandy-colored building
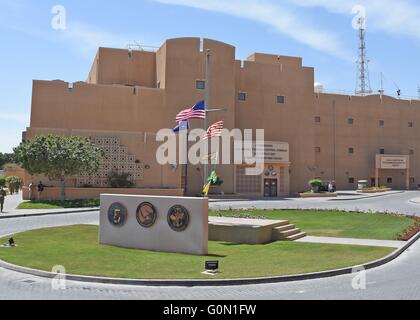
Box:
[23,37,420,200]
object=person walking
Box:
[0,187,6,213]
[28,181,34,200]
[37,181,45,201]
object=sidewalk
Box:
[0,192,99,219]
[296,236,405,248]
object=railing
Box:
[317,88,420,101]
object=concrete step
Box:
[273,224,295,232]
[286,232,307,241]
[279,228,302,238]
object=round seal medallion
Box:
[107,202,127,226]
[167,205,190,232]
[136,202,157,228]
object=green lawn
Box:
[17,199,100,210]
[0,225,394,279]
[210,210,414,240]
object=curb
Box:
[0,208,99,220]
[0,231,418,287]
[328,191,405,202]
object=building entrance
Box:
[264,179,278,197]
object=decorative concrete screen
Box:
[100,194,208,256]
[77,137,144,187]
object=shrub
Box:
[308,179,323,188]
[0,176,5,188]
[107,172,135,188]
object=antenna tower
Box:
[355,17,372,96]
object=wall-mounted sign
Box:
[236,141,290,164]
[167,205,190,232]
[107,203,127,226]
[379,156,408,170]
[136,202,157,228]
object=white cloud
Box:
[155,0,352,60]
[289,0,420,42]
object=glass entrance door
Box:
[264,179,278,197]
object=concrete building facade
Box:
[24,37,420,199]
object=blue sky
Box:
[0,0,419,152]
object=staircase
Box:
[272,223,306,241]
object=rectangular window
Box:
[277,95,285,104]
[238,92,247,101]
[387,177,393,184]
[410,177,415,184]
[349,178,355,184]
[379,120,385,127]
[315,147,321,153]
[315,116,321,124]
[380,148,385,155]
[196,80,206,90]
[348,118,354,125]
[408,122,414,128]
[410,149,415,155]
[348,147,354,154]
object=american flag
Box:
[203,121,224,140]
[175,100,206,122]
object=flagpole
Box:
[204,49,211,186]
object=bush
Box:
[0,176,5,188]
[308,179,323,188]
[107,172,135,188]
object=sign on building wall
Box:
[236,141,290,164]
[379,156,408,170]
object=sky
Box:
[0,0,419,153]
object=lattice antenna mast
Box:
[355,17,372,96]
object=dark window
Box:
[348,118,354,125]
[380,148,385,155]
[196,80,206,90]
[238,92,247,101]
[315,147,321,153]
[410,177,415,184]
[408,122,414,128]
[348,147,354,154]
[379,120,385,127]
[410,149,415,155]
[387,177,393,184]
[277,95,285,104]
[315,116,321,124]
[349,178,355,184]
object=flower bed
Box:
[398,218,420,241]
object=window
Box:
[348,118,354,125]
[277,95,285,104]
[379,148,385,155]
[348,147,354,154]
[379,120,385,127]
[196,80,206,90]
[349,178,355,184]
[410,177,415,184]
[315,116,321,124]
[410,149,415,155]
[238,92,247,101]
[387,177,393,184]
[408,122,414,128]
[315,147,321,153]
[157,82,161,89]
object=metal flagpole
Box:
[204,49,211,184]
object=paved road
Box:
[210,191,420,217]
[0,208,419,299]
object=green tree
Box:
[0,152,16,168]
[14,135,104,200]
